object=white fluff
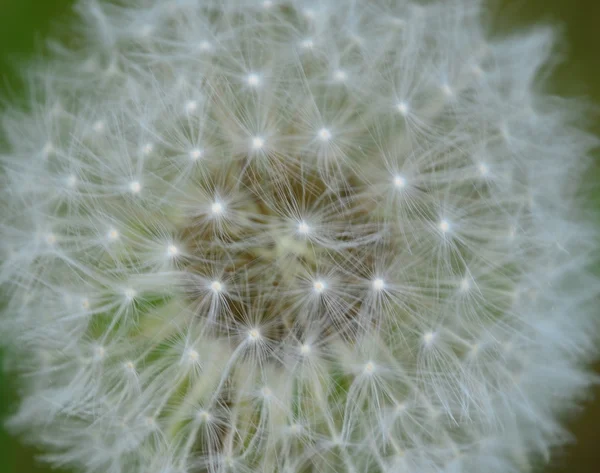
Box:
[0,1,598,473]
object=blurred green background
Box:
[0,0,598,472]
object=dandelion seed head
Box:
[1,2,597,472]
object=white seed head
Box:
[1,3,597,473]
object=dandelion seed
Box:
[186,349,199,361]
[185,100,198,114]
[65,174,77,188]
[246,73,261,87]
[124,288,137,301]
[460,277,471,292]
[372,278,385,291]
[478,163,490,177]
[289,423,303,434]
[441,83,454,97]
[94,346,106,360]
[439,219,450,233]
[397,101,409,116]
[129,181,141,194]
[313,280,326,293]
[300,38,314,49]
[393,174,406,189]
[423,331,436,346]
[107,228,119,241]
[303,9,315,20]
[318,128,332,141]
[92,120,105,133]
[333,70,347,82]
[197,410,212,422]
[211,201,224,215]
[252,137,265,150]
[198,41,212,52]
[297,221,310,234]
[189,148,203,160]
[142,143,154,155]
[167,245,179,257]
[364,361,376,374]
[248,328,261,341]
[210,280,223,293]
[300,343,311,355]
[41,141,53,158]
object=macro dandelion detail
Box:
[0,1,598,473]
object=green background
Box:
[0,0,598,472]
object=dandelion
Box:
[0,1,598,473]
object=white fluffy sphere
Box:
[0,1,598,473]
